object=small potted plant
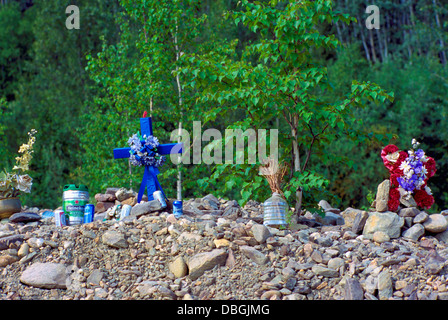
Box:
[0,129,36,218]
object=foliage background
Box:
[0,0,447,213]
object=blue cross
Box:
[113,116,183,203]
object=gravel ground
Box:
[1,195,448,301]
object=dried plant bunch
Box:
[259,156,289,195]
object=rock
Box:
[318,200,340,214]
[352,210,369,234]
[27,237,45,249]
[130,200,162,217]
[311,265,339,278]
[414,211,428,224]
[201,194,220,210]
[213,239,230,248]
[240,246,269,265]
[375,180,390,212]
[435,230,448,244]
[398,187,417,207]
[115,188,135,202]
[18,243,29,258]
[318,212,345,226]
[9,212,42,223]
[378,270,393,300]
[423,214,448,233]
[342,208,366,228]
[169,256,188,278]
[20,263,67,289]
[328,257,345,270]
[373,231,390,243]
[250,224,271,244]
[424,251,446,275]
[95,202,115,213]
[102,231,128,249]
[87,269,103,287]
[94,193,116,202]
[398,207,420,218]
[363,211,404,239]
[0,234,24,250]
[260,290,282,300]
[402,224,425,241]
[344,278,364,300]
[187,249,227,280]
[0,254,19,267]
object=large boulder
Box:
[20,263,68,289]
[363,211,404,239]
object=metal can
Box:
[173,200,183,218]
[84,204,95,223]
[62,184,89,226]
[153,190,167,208]
[54,209,66,227]
[120,204,132,220]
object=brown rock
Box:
[375,180,390,212]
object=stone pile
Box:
[1,191,448,300]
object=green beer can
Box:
[62,184,89,226]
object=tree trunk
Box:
[432,0,447,64]
[291,117,302,216]
[358,17,371,62]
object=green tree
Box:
[181,0,394,214]
[80,0,211,201]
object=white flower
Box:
[385,151,400,163]
[16,174,32,193]
[425,185,432,195]
[399,161,411,172]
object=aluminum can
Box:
[173,200,183,218]
[153,190,167,208]
[54,209,66,227]
[84,204,95,223]
[120,204,132,220]
[62,184,89,226]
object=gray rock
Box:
[375,180,390,212]
[423,214,448,233]
[398,207,420,218]
[240,246,269,265]
[102,231,128,249]
[311,265,339,278]
[345,278,364,300]
[87,269,103,287]
[352,210,369,234]
[414,211,428,224]
[187,249,227,280]
[373,231,390,243]
[435,230,448,244]
[402,224,425,241]
[398,187,417,207]
[0,234,24,250]
[201,194,220,210]
[378,270,393,300]
[424,251,446,275]
[251,224,271,244]
[363,211,404,239]
[130,200,162,217]
[20,262,67,289]
[342,208,366,228]
[9,212,42,223]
